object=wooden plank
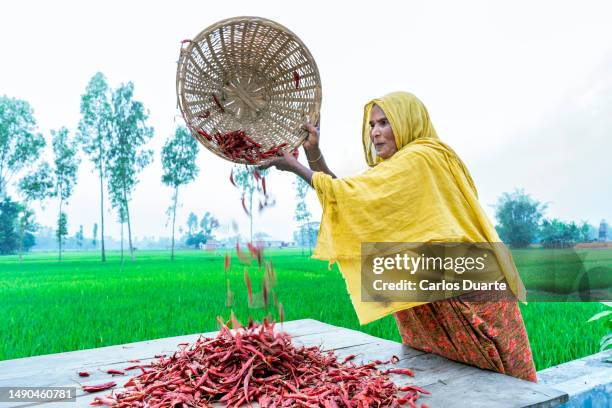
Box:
[418,369,569,408]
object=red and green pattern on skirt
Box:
[393,285,538,383]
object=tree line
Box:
[494,189,604,248]
[0,72,201,261]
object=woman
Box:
[261,92,538,383]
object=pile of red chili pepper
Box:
[90,319,429,407]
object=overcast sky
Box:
[1,0,611,242]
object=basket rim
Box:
[175,16,322,165]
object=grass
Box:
[0,248,609,371]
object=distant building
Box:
[599,219,609,242]
[254,238,295,249]
[203,239,223,250]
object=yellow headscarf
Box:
[311,91,526,325]
[362,92,439,166]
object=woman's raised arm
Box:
[302,123,337,179]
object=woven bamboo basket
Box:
[176,17,322,165]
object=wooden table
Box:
[0,319,568,407]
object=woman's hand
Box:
[259,150,316,187]
[301,121,320,152]
[258,151,300,173]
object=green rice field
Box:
[1,248,610,371]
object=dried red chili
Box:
[96,320,428,407]
[82,381,116,393]
[293,71,301,89]
[229,169,237,187]
[224,252,231,272]
[244,268,253,305]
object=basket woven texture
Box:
[176,17,322,165]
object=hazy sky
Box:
[1,0,611,242]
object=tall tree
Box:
[186,212,198,237]
[494,189,547,248]
[0,96,46,198]
[75,225,84,248]
[17,162,53,261]
[232,166,269,242]
[161,126,199,260]
[77,73,112,262]
[539,218,581,249]
[578,221,593,243]
[116,204,127,262]
[199,212,220,242]
[51,127,80,261]
[92,222,98,247]
[56,212,68,256]
[293,176,313,255]
[0,198,20,254]
[107,82,154,260]
[600,220,609,241]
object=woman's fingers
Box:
[302,123,318,135]
[258,156,283,171]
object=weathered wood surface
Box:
[0,319,568,407]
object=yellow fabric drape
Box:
[311,92,526,325]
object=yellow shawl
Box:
[311,92,526,325]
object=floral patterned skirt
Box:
[393,284,538,383]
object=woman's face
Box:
[369,104,397,159]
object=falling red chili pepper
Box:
[244,268,253,305]
[230,310,242,329]
[229,169,237,187]
[262,276,269,308]
[224,252,231,272]
[226,278,233,307]
[246,242,257,258]
[279,302,285,323]
[180,39,192,44]
[292,71,300,89]
[241,194,250,216]
[262,176,267,196]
